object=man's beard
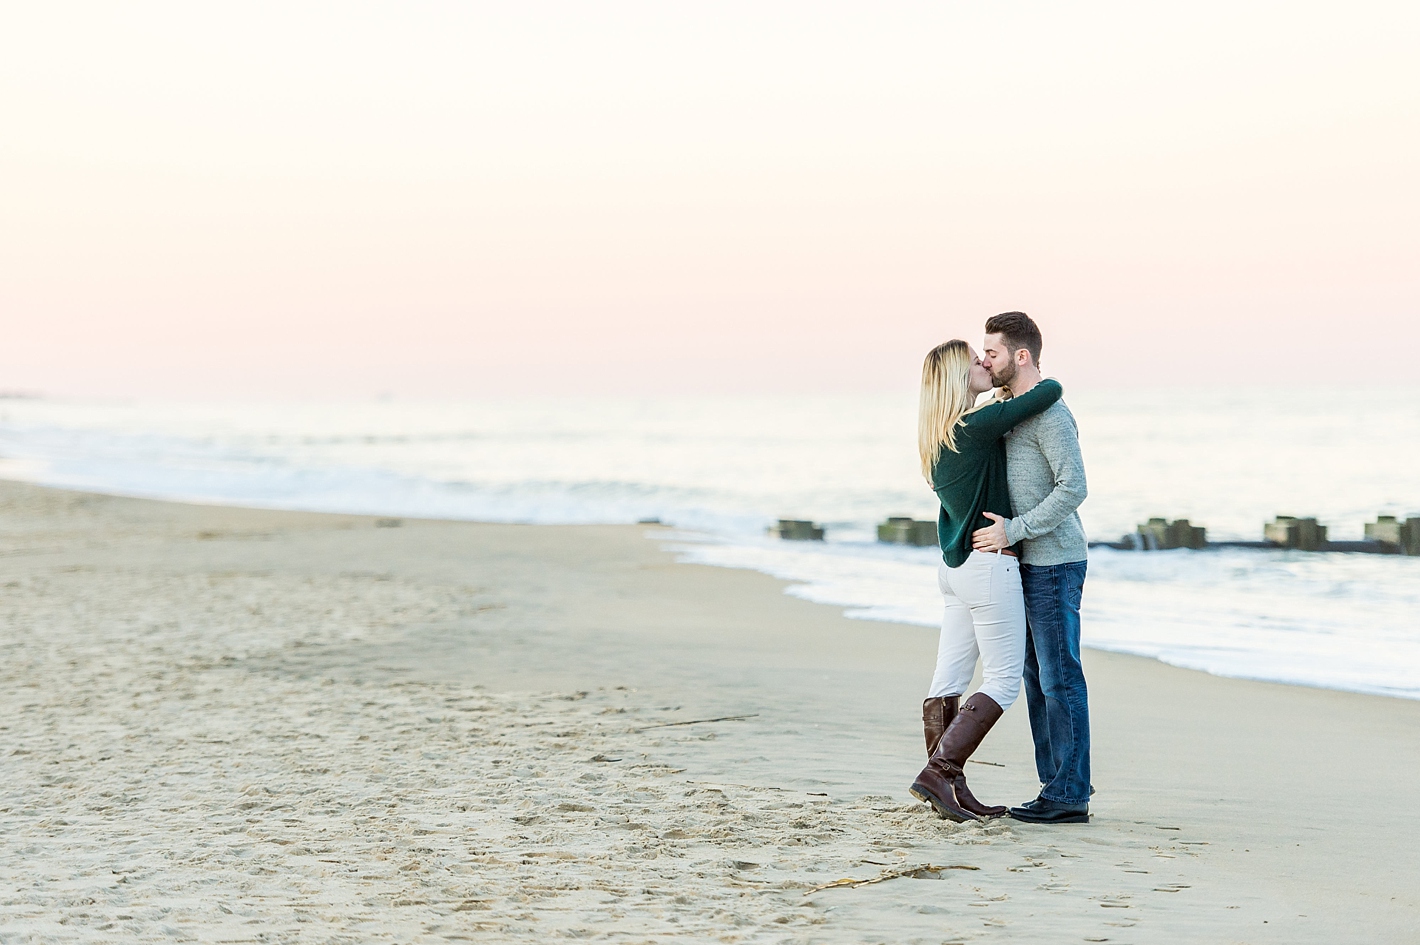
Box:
[991,359,1018,389]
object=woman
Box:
[909,339,1062,821]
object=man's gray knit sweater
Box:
[1002,398,1089,565]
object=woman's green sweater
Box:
[931,379,1063,568]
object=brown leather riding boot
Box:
[922,695,958,757]
[909,693,1007,821]
[950,768,1008,819]
[940,694,1008,817]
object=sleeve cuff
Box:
[1004,519,1027,545]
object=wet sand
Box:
[1,479,1417,943]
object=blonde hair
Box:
[918,340,986,479]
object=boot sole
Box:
[909,783,980,823]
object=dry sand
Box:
[1,479,1417,943]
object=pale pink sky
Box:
[2,2,1417,398]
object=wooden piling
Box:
[768,519,825,541]
[1264,516,1327,551]
[1135,517,1207,550]
[877,517,938,547]
[1365,515,1420,555]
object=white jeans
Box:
[927,551,1027,710]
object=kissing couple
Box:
[907,311,1093,825]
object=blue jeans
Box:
[1020,560,1091,805]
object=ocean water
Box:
[2,389,1418,699]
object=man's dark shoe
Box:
[1013,795,1050,814]
[1009,798,1090,824]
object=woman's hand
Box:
[971,512,1011,553]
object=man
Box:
[971,311,1091,824]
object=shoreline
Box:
[2,479,1418,942]
[7,474,1417,704]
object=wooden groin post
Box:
[768,519,825,541]
[1264,516,1327,551]
[1364,515,1420,555]
[877,517,938,547]
[1133,517,1207,550]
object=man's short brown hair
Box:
[984,311,1043,367]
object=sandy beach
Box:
[1,479,1417,944]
